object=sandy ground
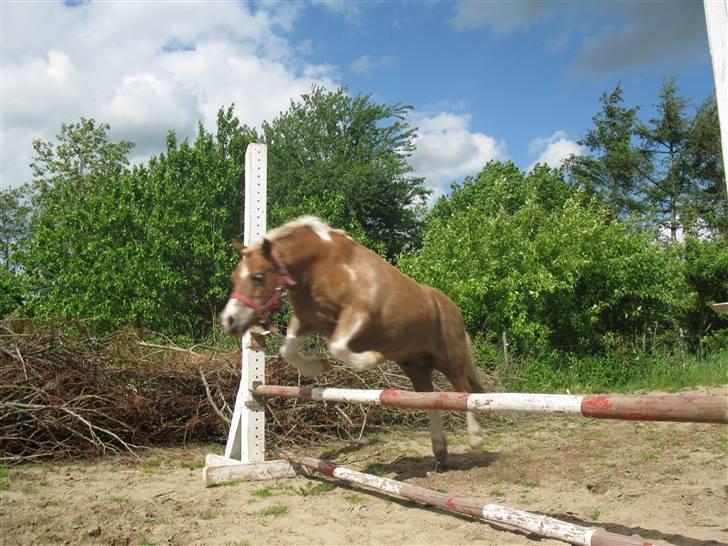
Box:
[1,387,727,546]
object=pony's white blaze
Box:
[467,393,584,414]
[238,261,249,280]
[220,298,255,335]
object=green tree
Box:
[0,185,31,267]
[21,120,135,326]
[400,162,689,355]
[638,79,695,242]
[262,86,429,259]
[567,85,648,220]
[683,95,727,235]
[21,111,256,336]
[0,185,31,316]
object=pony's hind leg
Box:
[443,371,483,452]
[400,361,448,467]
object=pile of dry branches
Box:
[1,320,497,463]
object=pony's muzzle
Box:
[221,300,256,337]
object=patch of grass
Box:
[676,453,690,460]
[366,432,384,445]
[505,349,728,394]
[362,463,384,476]
[343,492,366,505]
[200,513,218,521]
[252,487,273,498]
[486,434,504,448]
[35,534,52,543]
[138,539,156,546]
[589,508,601,521]
[145,516,174,525]
[0,466,9,491]
[295,482,335,497]
[19,486,38,495]
[489,489,505,498]
[251,504,288,518]
[37,515,53,525]
[110,496,129,504]
[211,479,242,488]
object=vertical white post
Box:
[704,0,728,192]
[224,144,267,462]
[204,143,294,485]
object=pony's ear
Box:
[232,240,247,256]
[262,238,273,259]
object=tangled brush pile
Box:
[0,320,496,462]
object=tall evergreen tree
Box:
[638,78,694,242]
[566,85,647,220]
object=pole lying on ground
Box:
[256,385,728,424]
[285,453,673,546]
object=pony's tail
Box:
[464,333,485,393]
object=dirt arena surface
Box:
[2,387,726,546]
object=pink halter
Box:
[229,247,296,331]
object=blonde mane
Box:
[264,216,347,244]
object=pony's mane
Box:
[260,216,347,245]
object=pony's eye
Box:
[251,273,264,284]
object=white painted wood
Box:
[466,393,584,414]
[309,387,384,404]
[224,144,268,463]
[712,302,728,313]
[204,458,295,486]
[482,504,595,545]
[333,467,404,496]
[705,0,728,191]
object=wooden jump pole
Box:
[256,385,728,424]
[285,453,674,546]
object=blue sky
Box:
[1,1,717,199]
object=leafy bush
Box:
[399,162,692,355]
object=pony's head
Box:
[220,239,296,337]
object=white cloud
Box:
[0,2,337,188]
[449,1,708,77]
[527,130,584,171]
[408,112,508,198]
[349,55,395,76]
[450,1,554,33]
[311,0,362,21]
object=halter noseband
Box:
[229,247,296,331]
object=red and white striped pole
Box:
[285,453,673,546]
[256,385,728,424]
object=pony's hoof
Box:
[434,449,448,469]
[469,435,483,452]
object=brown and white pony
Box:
[220,216,483,465]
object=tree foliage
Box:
[566,85,648,220]
[401,162,690,355]
[262,86,429,258]
[19,112,254,335]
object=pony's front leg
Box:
[280,315,331,378]
[328,309,385,371]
